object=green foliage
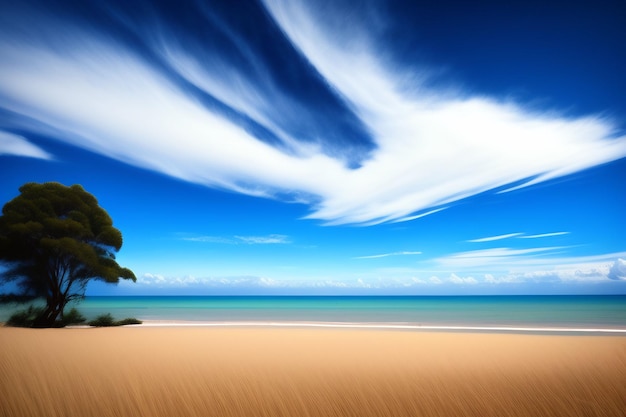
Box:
[6,305,44,327]
[115,317,143,326]
[88,313,142,327]
[88,313,115,327]
[60,307,87,326]
[0,182,136,327]
[5,306,88,328]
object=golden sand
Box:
[1,327,625,417]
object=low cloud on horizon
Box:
[105,257,626,295]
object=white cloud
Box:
[136,274,281,288]
[0,131,52,159]
[429,276,443,284]
[484,274,497,284]
[432,250,626,282]
[261,0,626,225]
[137,273,167,285]
[465,231,570,244]
[467,233,524,243]
[438,247,567,270]
[431,250,626,285]
[1,3,625,225]
[182,236,236,244]
[389,208,447,224]
[608,258,626,280]
[490,266,612,284]
[518,232,570,239]
[182,234,290,245]
[235,235,290,245]
[132,254,626,290]
[456,247,566,258]
[355,251,422,259]
[513,252,626,270]
[131,273,390,290]
[448,273,478,284]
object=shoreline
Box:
[136,319,626,334]
[4,317,625,334]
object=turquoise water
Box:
[3,295,624,328]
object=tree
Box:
[0,182,135,327]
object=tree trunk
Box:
[32,297,64,327]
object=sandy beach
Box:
[1,326,625,417]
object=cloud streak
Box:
[0,131,52,160]
[355,251,422,260]
[235,235,290,245]
[435,247,570,270]
[468,232,570,242]
[183,234,290,245]
[518,232,570,239]
[467,233,524,243]
[1,0,625,225]
[434,247,626,275]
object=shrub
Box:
[88,313,115,327]
[6,305,44,327]
[60,308,87,326]
[5,308,140,328]
[116,317,143,325]
[88,314,142,327]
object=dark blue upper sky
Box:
[1,0,625,295]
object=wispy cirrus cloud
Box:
[261,0,626,225]
[0,131,52,160]
[354,251,422,260]
[1,0,625,226]
[467,233,524,243]
[183,234,290,245]
[434,248,626,275]
[467,232,570,242]
[518,232,570,239]
[235,235,290,245]
[181,236,235,244]
[435,247,570,270]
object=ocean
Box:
[3,295,624,330]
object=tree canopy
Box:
[0,182,135,327]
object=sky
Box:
[1,0,625,295]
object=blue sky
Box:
[1,0,625,295]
